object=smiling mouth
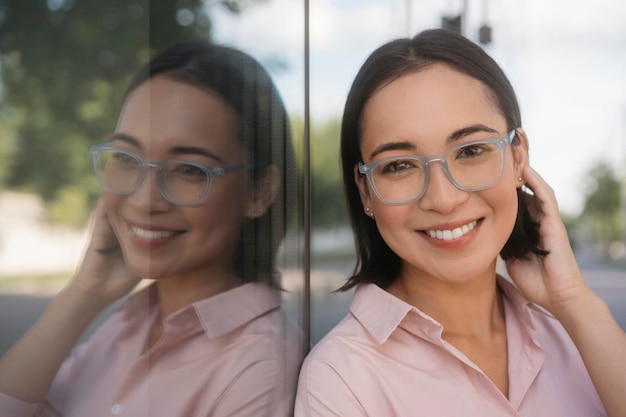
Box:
[131,226,180,240]
[424,220,478,241]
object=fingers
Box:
[88,200,120,254]
[521,166,561,220]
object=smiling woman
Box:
[0,40,302,417]
[295,29,626,417]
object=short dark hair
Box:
[340,29,547,291]
[123,40,296,287]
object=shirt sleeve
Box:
[0,391,39,417]
[294,359,367,417]
[0,385,64,417]
[0,351,76,417]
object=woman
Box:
[295,29,626,416]
[0,40,301,416]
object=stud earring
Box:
[518,177,523,182]
[365,207,374,219]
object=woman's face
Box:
[357,64,527,285]
[104,75,255,280]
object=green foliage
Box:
[0,0,265,225]
[580,161,622,245]
[289,116,348,228]
[0,108,16,187]
[310,118,348,227]
[47,185,90,228]
[560,211,579,251]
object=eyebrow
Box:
[447,124,499,143]
[110,133,141,147]
[369,141,415,160]
[367,123,500,160]
[109,133,224,163]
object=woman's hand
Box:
[507,167,626,417]
[69,199,141,307]
[505,166,592,317]
[0,201,140,401]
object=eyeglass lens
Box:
[95,150,212,205]
[370,141,504,204]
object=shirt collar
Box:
[351,276,550,345]
[122,282,281,340]
[351,283,443,345]
[497,275,553,330]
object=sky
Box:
[208,0,626,215]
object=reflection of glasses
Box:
[89,142,251,206]
[358,130,516,205]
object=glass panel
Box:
[208,0,308,343]
[0,0,306,413]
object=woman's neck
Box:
[387,263,504,338]
[387,263,510,397]
[155,267,242,320]
[143,268,242,353]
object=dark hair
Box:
[340,29,547,291]
[123,40,296,287]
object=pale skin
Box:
[0,76,279,402]
[357,64,626,416]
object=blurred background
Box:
[0,0,624,352]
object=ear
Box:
[512,128,529,187]
[245,165,281,218]
[354,164,373,214]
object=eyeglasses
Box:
[358,130,516,205]
[89,142,251,206]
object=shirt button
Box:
[111,404,123,415]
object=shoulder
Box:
[296,295,395,417]
[295,315,371,417]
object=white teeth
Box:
[426,221,477,241]
[131,226,176,240]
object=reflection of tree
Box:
[0,0,257,226]
[298,117,349,228]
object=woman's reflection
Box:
[0,40,302,417]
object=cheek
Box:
[486,178,519,231]
[191,185,248,231]
[101,192,123,225]
[370,203,413,241]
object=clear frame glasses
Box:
[89,142,251,206]
[358,130,516,205]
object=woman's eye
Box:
[381,159,418,174]
[175,163,206,177]
[456,144,489,159]
[111,151,137,164]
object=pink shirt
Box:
[1,282,303,417]
[295,278,606,417]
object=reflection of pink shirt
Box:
[296,278,606,417]
[1,282,302,417]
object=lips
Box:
[424,220,478,241]
[130,225,180,240]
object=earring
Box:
[518,177,523,182]
[365,207,374,219]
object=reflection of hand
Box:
[0,200,141,401]
[70,200,141,308]
[505,166,591,318]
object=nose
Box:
[418,162,469,213]
[126,167,171,212]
